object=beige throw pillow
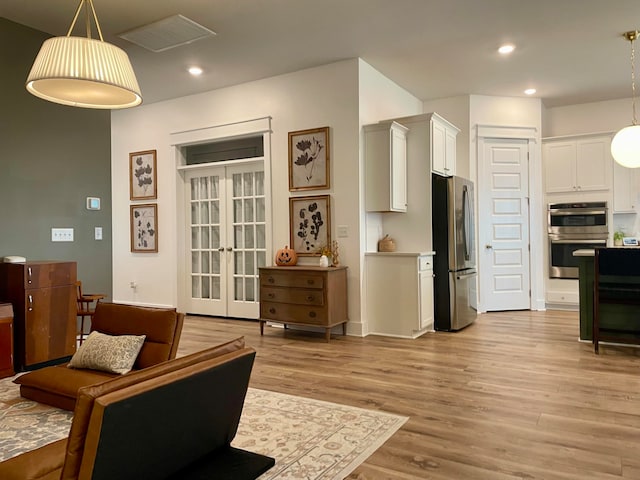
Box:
[68,331,146,374]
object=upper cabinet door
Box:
[575,137,610,192]
[364,121,409,212]
[431,114,458,177]
[544,142,576,193]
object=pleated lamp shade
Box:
[26,36,142,109]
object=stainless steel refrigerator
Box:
[432,174,477,331]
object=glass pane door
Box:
[184,162,264,319]
[186,168,226,315]
[226,165,266,318]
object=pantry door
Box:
[184,162,266,318]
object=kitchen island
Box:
[573,248,640,344]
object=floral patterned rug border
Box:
[0,376,407,480]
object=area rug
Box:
[0,376,407,479]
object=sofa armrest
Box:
[0,439,66,480]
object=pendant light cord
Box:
[631,34,637,126]
[66,0,104,41]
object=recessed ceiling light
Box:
[524,88,537,95]
[188,66,203,76]
[498,44,515,54]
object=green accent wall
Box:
[0,18,112,299]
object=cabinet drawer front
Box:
[260,302,328,326]
[419,256,433,271]
[25,262,77,289]
[261,272,324,289]
[261,287,324,306]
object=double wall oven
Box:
[548,201,608,279]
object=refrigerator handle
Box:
[456,271,477,281]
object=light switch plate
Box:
[51,228,74,242]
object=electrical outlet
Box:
[51,228,74,242]
[95,227,103,240]
[337,225,349,238]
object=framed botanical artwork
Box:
[129,150,157,200]
[288,126,330,191]
[289,195,331,255]
[130,204,158,253]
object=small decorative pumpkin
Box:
[275,245,298,266]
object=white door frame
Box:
[171,117,273,316]
[476,125,545,312]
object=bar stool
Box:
[76,281,106,345]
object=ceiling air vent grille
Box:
[118,14,216,53]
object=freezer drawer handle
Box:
[456,272,477,281]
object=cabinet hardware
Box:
[226,247,233,252]
[28,295,33,312]
[269,307,276,314]
[217,247,224,252]
[27,267,32,284]
[309,311,316,318]
[267,293,275,299]
[306,295,314,302]
[268,277,274,283]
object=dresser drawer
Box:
[261,287,324,306]
[260,302,328,326]
[261,271,324,289]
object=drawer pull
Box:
[27,267,32,284]
[269,307,276,314]
[28,294,33,312]
[309,311,316,318]
[267,293,275,299]
[307,279,315,286]
[306,295,315,302]
[268,277,275,284]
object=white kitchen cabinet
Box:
[613,160,639,213]
[543,134,612,194]
[431,114,459,177]
[364,121,409,212]
[365,252,434,338]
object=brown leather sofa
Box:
[0,337,275,480]
[14,302,184,410]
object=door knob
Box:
[485,244,493,249]
[217,247,224,252]
[226,247,233,252]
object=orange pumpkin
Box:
[275,245,298,266]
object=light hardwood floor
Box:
[177,310,640,479]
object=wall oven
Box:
[548,202,608,279]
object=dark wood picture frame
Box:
[288,127,330,191]
[129,150,157,200]
[289,195,331,256]
[130,204,158,253]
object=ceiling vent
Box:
[118,14,216,53]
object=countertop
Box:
[365,251,435,257]
[573,247,640,257]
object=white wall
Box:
[111,60,363,329]
[543,98,628,137]
[357,60,423,334]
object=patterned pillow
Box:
[68,331,146,374]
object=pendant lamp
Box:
[26,0,142,109]
[612,30,640,168]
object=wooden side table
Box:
[0,303,14,379]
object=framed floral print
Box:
[289,195,331,255]
[130,204,158,253]
[129,150,157,200]
[288,127,330,191]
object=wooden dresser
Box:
[0,303,14,379]
[0,261,77,371]
[259,266,348,342]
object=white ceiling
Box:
[1,0,639,108]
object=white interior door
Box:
[479,138,531,311]
[184,162,266,318]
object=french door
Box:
[184,162,266,318]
